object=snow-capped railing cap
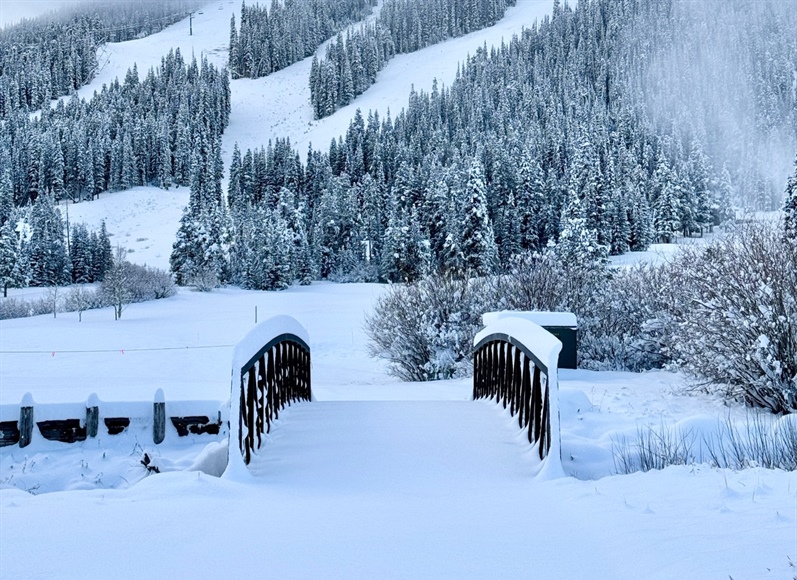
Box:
[482,310,577,328]
[474,316,563,374]
[231,315,310,374]
[20,392,34,407]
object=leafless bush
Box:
[125,264,176,301]
[704,413,797,470]
[101,247,176,319]
[187,267,219,292]
[614,414,797,474]
[64,285,101,321]
[365,276,494,381]
[613,423,699,474]
[670,223,797,413]
[0,298,34,319]
[579,263,683,371]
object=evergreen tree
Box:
[26,192,70,286]
[784,154,797,244]
[0,219,23,297]
[459,158,496,276]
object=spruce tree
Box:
[784,155,797,244]
[460,158,496,276]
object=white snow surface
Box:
[483,310,578,328]
[2,285,796,579]
[2,2,796,578]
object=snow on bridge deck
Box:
[245,400,540,491]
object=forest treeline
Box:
[175,0,797,289]
[1,49,229,206]
[228,0,377,80]
[310,0,517,118]
[1,0,794,297]
[0,0,206,117]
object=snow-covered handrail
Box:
[229,316,311,465]
[473,316,562,468]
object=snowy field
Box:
[2,1,796,578]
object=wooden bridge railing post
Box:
[228,317,312,469]
[473,317,563,472]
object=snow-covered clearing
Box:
[2,284,796,578]
[2,1,795,578]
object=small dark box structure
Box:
[482,311,578,369]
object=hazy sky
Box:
[0,0,76,28]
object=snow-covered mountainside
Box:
[63,0,554,267]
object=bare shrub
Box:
[704,413,797,471]
[365,276,494,381]
[613,423,698,474]
[64,285,100,321]
[101,246,176,319]
[614,414,797,474]
[126,264,176,301]
[579,263,684,371]
[670,223,797,413]
[188,267,219,292]
[0,298,31,320]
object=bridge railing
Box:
[473,316,562,469]
[229,316,311,466]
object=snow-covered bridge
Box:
[226,314,564,483]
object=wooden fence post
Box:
[86,393,99,438]
[153,388,165,444]
[19,393,34,448]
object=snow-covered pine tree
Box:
[784,154,797,244]
[26,192,70,286]
[0,219,23,297]
[460,158,496,276]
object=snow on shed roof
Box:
[482,311,577,328]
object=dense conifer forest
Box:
[228,0,377,80]
[309,0,517,118]
[0,0,206,116]
[1,0,795,298]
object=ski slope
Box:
[64,0,555,267]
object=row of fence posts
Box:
[5,389,167,448]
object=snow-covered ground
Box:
[2,283,796,578]
[2,1,796,578]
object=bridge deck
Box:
[247,400,540,491]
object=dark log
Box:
[170,416,221,437]
[0,421,21,446]
[104,417,130,435]
[37,419,86,443]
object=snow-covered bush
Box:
[670,223,797,413]
[579,263,681,371]
[365,276,494,381]
[102,249,176,319]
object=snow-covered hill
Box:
[64,0,554,267]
